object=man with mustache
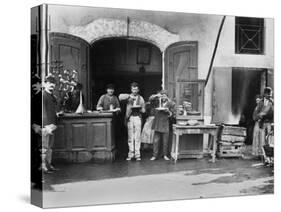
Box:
[42,75,59,173]
[149,90,175,161]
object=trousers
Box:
[41,134,54,169]
[252,121,272,156]
[153,131,169,157]
[127,116,142,158]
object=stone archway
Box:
[68,18,180,52]
[66,18,181,89]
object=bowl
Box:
[177,120,188,126]
[187,120,199,126]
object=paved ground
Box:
[40,153,274,208]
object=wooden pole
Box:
[36,6,42,78]
[162,51,165,90]
[39,4,49,80]
[205,16,226,87]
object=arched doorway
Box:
[90,37,163,158]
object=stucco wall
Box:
[33,4,274,117]
[214,17,274,69]
[42,5,274,72]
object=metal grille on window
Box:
[235,17,264,54]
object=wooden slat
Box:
[217,153,243,158]
[219,145,243,150]
[221,135,246,142]
[221,126,246,136]
[219,141,244,146]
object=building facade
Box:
[31,4,274,155]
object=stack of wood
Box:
[217,125,246,158]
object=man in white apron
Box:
[124,82,145,161]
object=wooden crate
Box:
[216,125,246,158]
[217,143,244,158]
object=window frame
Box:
[235,17,265,55]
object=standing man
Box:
[256,87,274,146]
[123,82,145,161]
[96,84,121,112]
[252,94,263,157]
[149,90,175,161]
[42,75,59,173]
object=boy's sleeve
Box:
[96,95,104,109]
[140,97,146,113]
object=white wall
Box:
[38,4,274,117]
[214,17,274,69]
[44,5,274,75]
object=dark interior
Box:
[90,38,162,158]
[232,68,265,144]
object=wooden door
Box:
[49,32,91,109]
[212,67,233,124]
[165,41,198,99]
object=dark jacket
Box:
[257,97,274,122]
[43,91,58,126]
[151,98,175,133]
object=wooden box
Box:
[217,125,246,158]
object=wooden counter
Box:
[53,112,116,162]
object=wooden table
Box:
[171,124,219,163]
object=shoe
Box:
[126,157,132,161]
[136,157,141,161]
[164,156,170,161]
[150,156,156,161]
